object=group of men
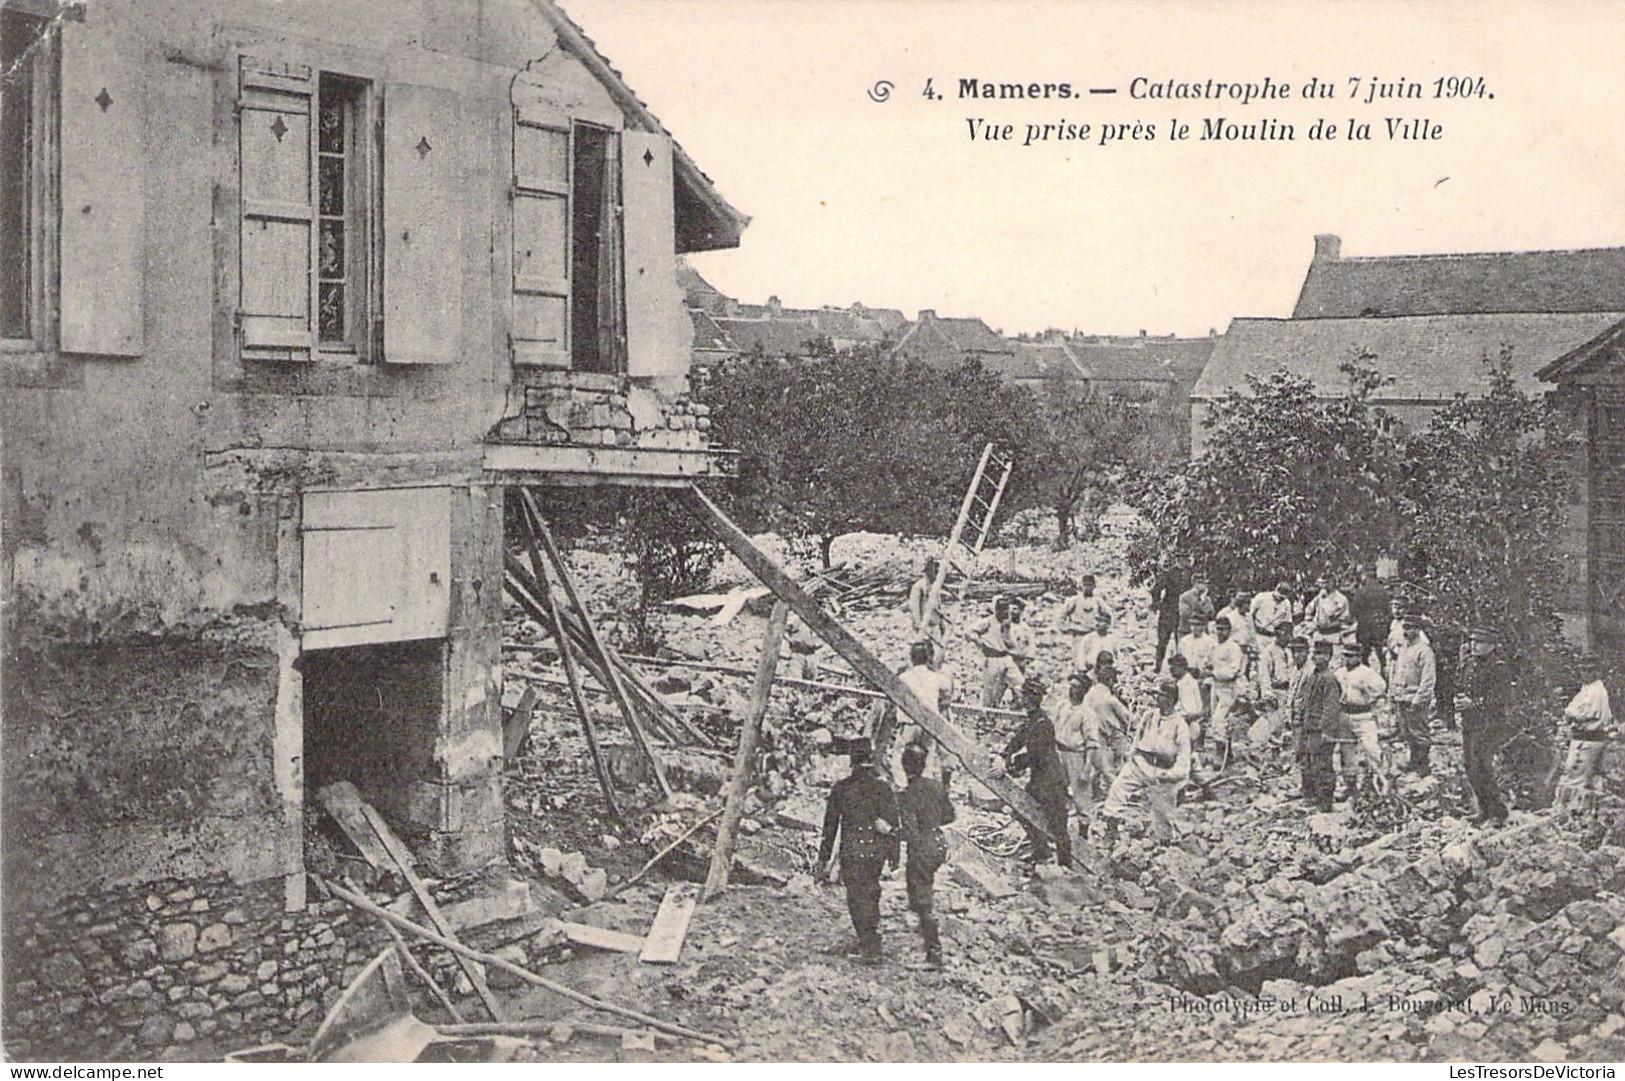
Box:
[819,559,1615,966]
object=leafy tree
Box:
[1400,349,1580,803]
[1023,377,1159,548]
[1129,359,1406,594]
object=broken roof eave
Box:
[530,0,750,254]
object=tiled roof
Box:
[1293,245,1625,319]
[689,310,736,352]
[1195,313,1625,401]
[677,259,731,314]
[991,341,1087,381]
[714,318,826,358]
[1538,317,1625,382]
[933,317,1010,353]
[1070,345,1179,384]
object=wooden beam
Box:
[515,512,622,821]
[522,492,672,798]
[321,878,733,1048]
[610,807,724,899]
[704,601,787,900]
[638,883,699,965]
[677,484,1054,845]
[356,803,505,1022]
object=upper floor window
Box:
[2,7,56,347]
[512,119,625,372]
[239,58,379,363]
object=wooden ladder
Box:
[921,442,1014,632]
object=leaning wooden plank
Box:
[524,492,673,799]
[610,807,724,900]
[560,922,645,955]
[321,878,734,1048]
[357,802,506,1023]
[309,947,414,1061]
[705,601,787,900]
[639,883,700,965]
[677,484,1056,849]
[315,782,391,869]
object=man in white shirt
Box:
[1058,574,1101,641]
[1082,657,1135,818]
[893,641,954,786]
[1176,617,1215,684]
[1217,591,1255,653]
[1389,617,1437,776]
[906,558,944,667]
[969,596,1025,709]
[1248,623,1295,746]
[1250,581,1293,639]
[1555,658,1613,811]
[1208,617,1246,753]
[1055,671,1094,828]
[1336,641,1387,795]
[1169,653,1207,749]
[1076,610,1125,674]
[1095,676,1192,849]
[1310,577,1351,641]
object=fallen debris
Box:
[640,883,700,965]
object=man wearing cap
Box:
[1298,640,1345,811]
[1337,641,1387,795]
[1002,675,1072,867]
[1096,675,1192,849]
[970,596,1025,709]
[1055,670,1095,829]
[1082,656,1134,816]
[1310,576,1352,641]
[1250,581,1294,639]
[1555,658,1614,812]
[1150,561,1189,674]
[897,742,955,968]
[1390,616,1438,776]
[1217,591,1256,653]
[1249,623,1295,746]
[1208,617,1246,759]
[817,737,901,964]
[1059,574,1102,642]
[1169,653,1207,748]
[1077,610,1125,675]
[1179,572,1216,632]
[1177,616,1217,731]
[1350,565,1394,674]
[1456,624,1516,828]
[1284,636,1314,785]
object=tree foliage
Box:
[1022,376,1160,547]
[1130,358,1405,594]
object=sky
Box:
[564,0,1625,337]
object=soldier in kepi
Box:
[897,742,956,969]
[817,737,900,965]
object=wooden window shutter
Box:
[382,83,462,365]
[621,130,689,378]
[511,111,570,368]
[239,57,315,358]
[60,10,145,356]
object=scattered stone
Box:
[197,923,232,953]
[158,924,199,962]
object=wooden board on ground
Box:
[560,922,646,955]
[638,884,699,965]
[315,782,392,869]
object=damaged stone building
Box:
[1,0,743,1056]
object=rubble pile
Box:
[482,513,1625,1062]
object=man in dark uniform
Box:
[817,737,899,964]
[1149,560,1189,673]
[897,742,955,969]
[1457,624,1516,828]
[1002,674,1072,867]
[1349,565,1393,671]
[1298,640,1344,811]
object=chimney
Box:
[1139,329,1147,338]
[1313,234,1342,261]
[918,309,937,322]
[767,295,782,316]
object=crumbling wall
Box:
[2,633,287,905]
[0,876,385,1061]
[491,370,711,452]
